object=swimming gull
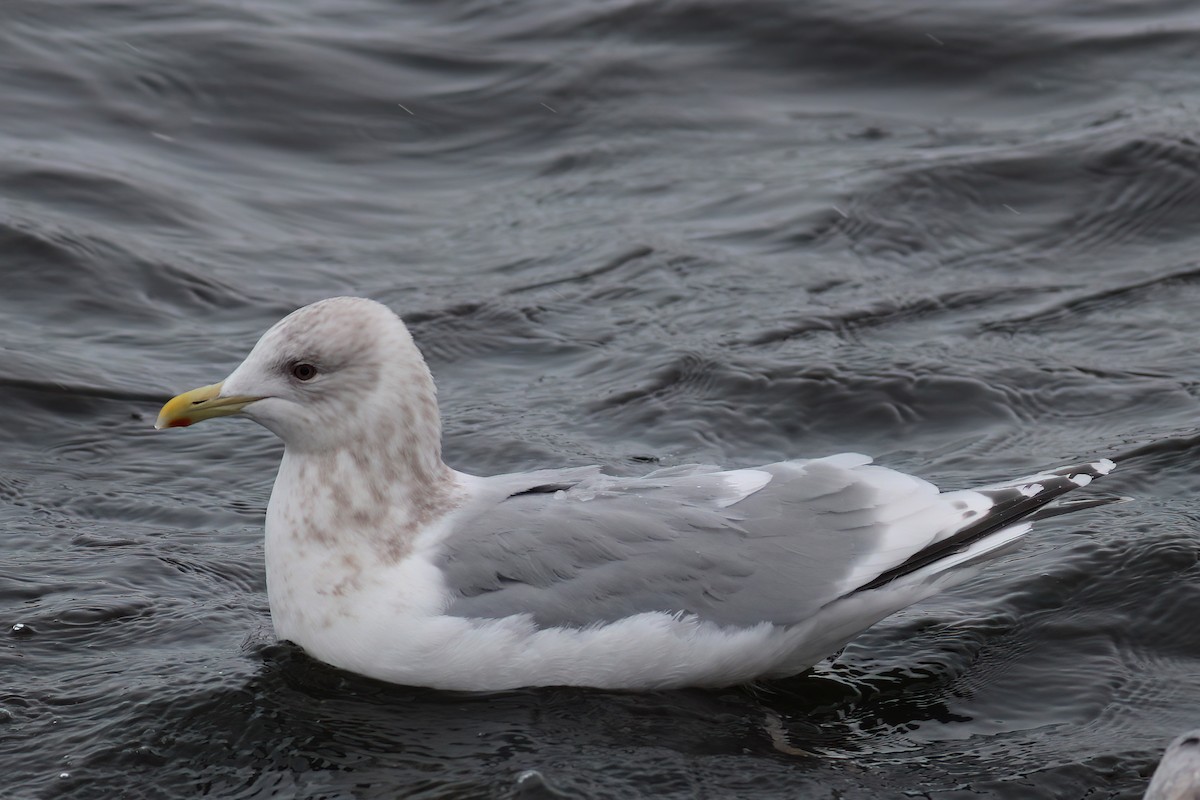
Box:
[155,296,1114,691]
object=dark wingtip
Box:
[851,457,1115,595]
[1027,494,1131,522]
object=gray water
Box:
[3,1,1200,797]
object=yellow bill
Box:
[155,381,261,429]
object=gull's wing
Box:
[434,455,1113,630]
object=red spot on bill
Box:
[167,418,192,428]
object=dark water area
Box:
[3,0,1200,797]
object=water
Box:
[3,0,1200,797]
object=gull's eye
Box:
[290,362,318,382]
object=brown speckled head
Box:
[204,297,464,562]
[223,297,444,471]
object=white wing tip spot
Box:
[1069,473,1093,487]
[1018,483,1045,497]
[1092,459,1116,475]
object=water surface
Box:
[3,1,1200,797]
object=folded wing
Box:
[434,455,1113,630]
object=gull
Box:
[1145,730,1200,799]
[155,297,1113,691]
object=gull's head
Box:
[156,297,440,456]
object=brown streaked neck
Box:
[273,434,458,564]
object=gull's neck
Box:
[268,377,460,563]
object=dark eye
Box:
[290,362,318,381]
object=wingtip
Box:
[1067,458,1116,485]
[1060,458,1116,486]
